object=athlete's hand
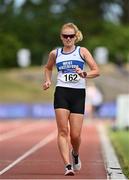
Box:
[43,81,51,90]
[75,67,87,78]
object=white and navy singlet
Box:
[55,46,86,89]
[54,46,86,114]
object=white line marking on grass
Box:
[97,123,127,180]
[0,130,57,175]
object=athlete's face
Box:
[61,28,76,47]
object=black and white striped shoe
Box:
[64,164,75,176]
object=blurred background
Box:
[0,0,129,119]
[0,0,129,177]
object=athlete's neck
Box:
[63,45,76,53]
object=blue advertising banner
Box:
[98,102,116,118]
[0,102,116,119]
[0,103,55,119]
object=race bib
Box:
[59,73,80,83]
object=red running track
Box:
[0,119,107,179]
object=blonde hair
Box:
[61,22,83,43]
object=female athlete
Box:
[43,22,100,176]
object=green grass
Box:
[0,67,55,103]
[0,64,129,103]
[109,129,129,178]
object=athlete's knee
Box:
[70,133,80,142]
[58,128,69,138]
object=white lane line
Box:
[0,122,50,142]
[0,130,57,175]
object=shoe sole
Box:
[65,170,75,176]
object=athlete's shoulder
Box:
[80,47,92,57]
[80,47,89,53]
[79,47,89,60]
[48,49,57,59]
[49,49,56,56]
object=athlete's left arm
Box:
[80,47,100,78]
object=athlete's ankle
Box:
[72,149,79,156]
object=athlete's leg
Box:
[55,108,70,165]
[69,113,84,154]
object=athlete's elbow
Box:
[94,69,100,77]
[96,70,100,77]
[92,65,100,77]
[44,65,53,71]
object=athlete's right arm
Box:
[43,50,56,90]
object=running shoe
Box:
[64,164,75,176]
[71,150,81,171]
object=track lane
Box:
[0,130,57,176]
[0,121,24,134]
[0,120,56,172]
[0,120,51,142]
[0,120,107,179]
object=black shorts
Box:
[54,86,86,114]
